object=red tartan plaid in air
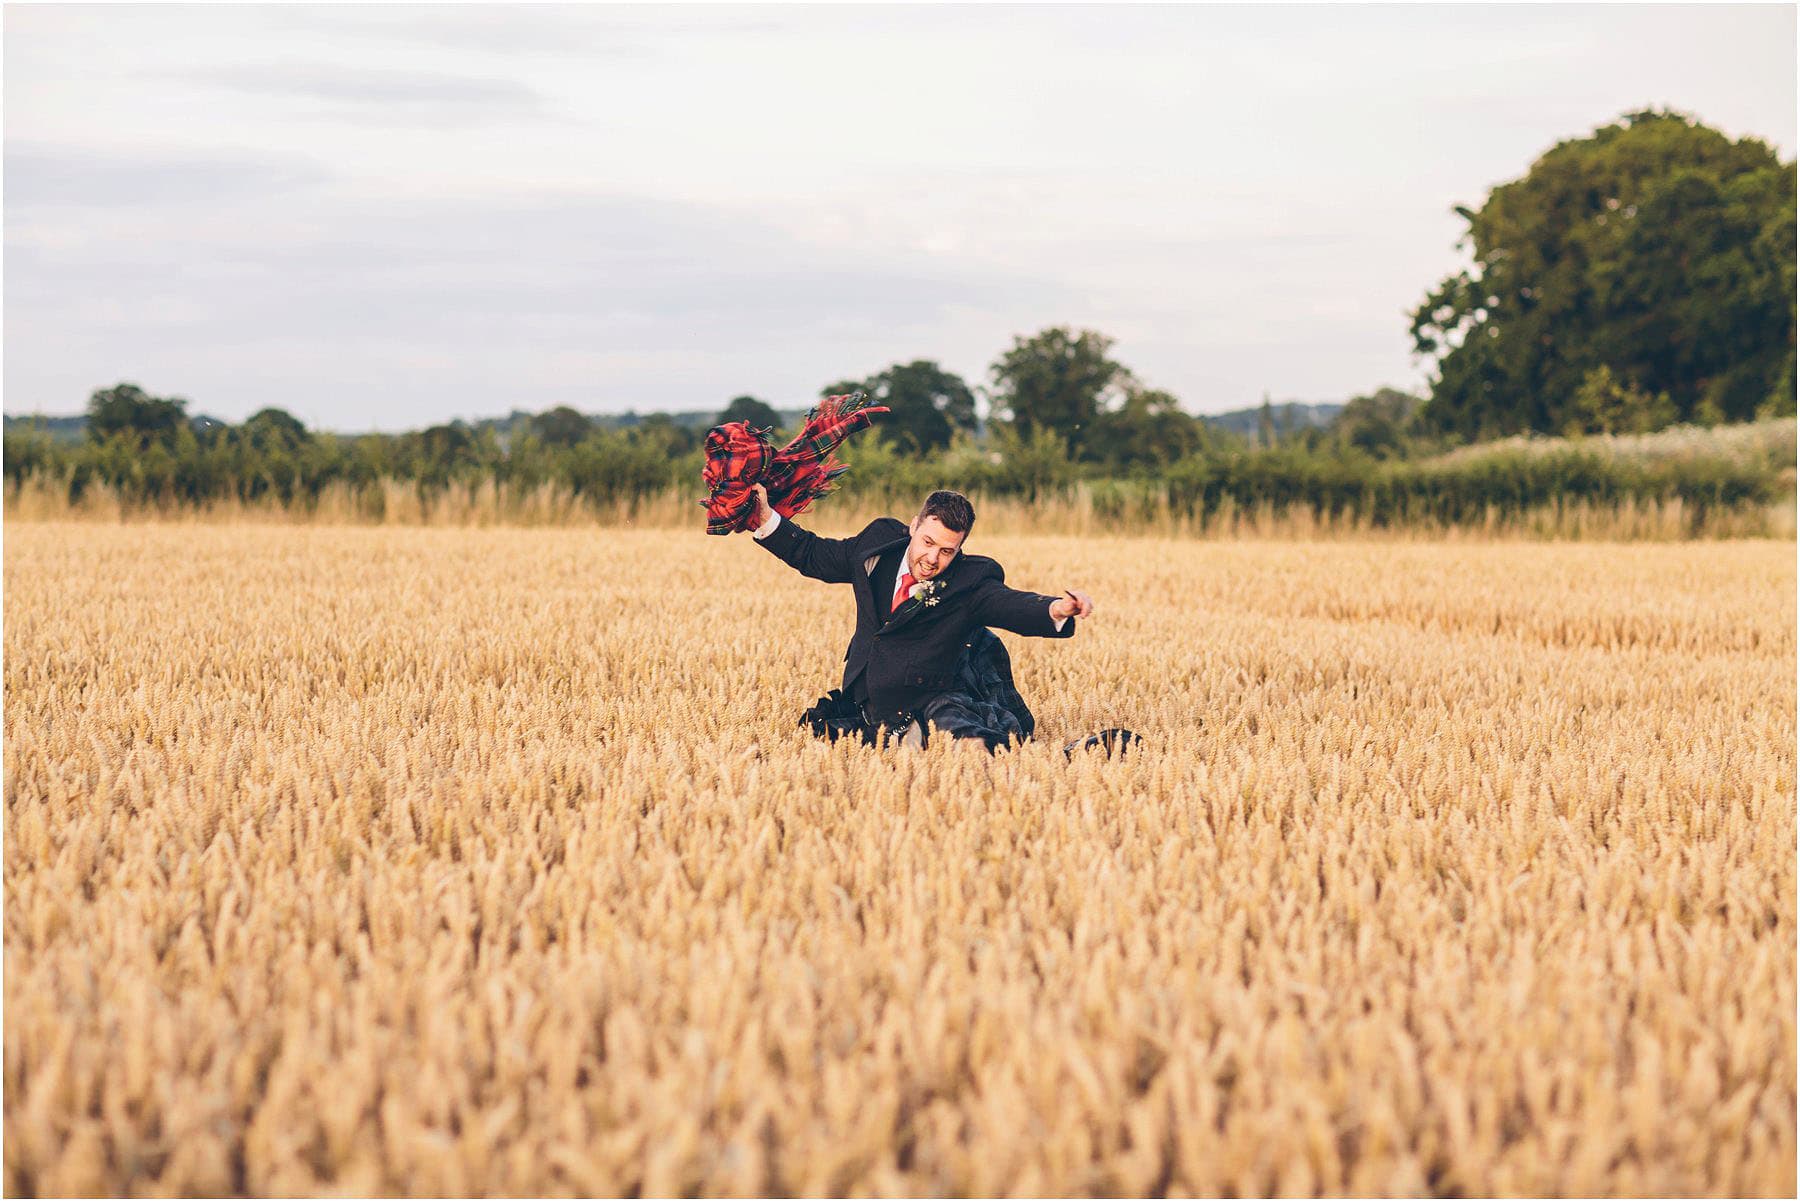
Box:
[702,392,888,535]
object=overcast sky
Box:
[5,4,1794,431]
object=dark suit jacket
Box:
[758,515,1075,724]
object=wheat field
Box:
[3,521,1794,1197]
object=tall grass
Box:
[4,525,1794,1195]
[7,418,1794,540]
[7,474,1794,541]
[1424,416,1797,467]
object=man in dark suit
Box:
[742,484,1095,747]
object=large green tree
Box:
[821,360,977,454]
[987,327,1132,444]
[1085,386,1210,469]
[1331,387,1425,459]
[717,395,781,431]
[529,405,593,448]
[86,382,189,449]
[1410,109,1796,440]
[242,407,311,452]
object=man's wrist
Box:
[752,509,781,539]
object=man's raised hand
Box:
[1049,589,1094,622]
[746,483,771,532]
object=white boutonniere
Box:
[910,579,943,607]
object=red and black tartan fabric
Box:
[702,392,889,535]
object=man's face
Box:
[907,515,966,580]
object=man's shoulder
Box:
[950,553,1005,586]
[856,516,910,545]
[766,514,905,546]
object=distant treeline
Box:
[4,107,1793,535]
[4,378,1792,536]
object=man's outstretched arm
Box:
[743,484,857,584]
[969,577,1094,638]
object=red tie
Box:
[892,571,916,612]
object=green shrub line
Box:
[6,418,1792,533]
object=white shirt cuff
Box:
[1052,613,1068,632]
[751,510,781,540]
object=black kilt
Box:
[798,626,1034,752]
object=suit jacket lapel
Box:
[860,536,909,619]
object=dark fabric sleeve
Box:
[755,516,858,584]
[966,576,1076,639]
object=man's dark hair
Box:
[918,489,975,534]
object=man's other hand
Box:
[747,483,771,531]
[1049,590,1094,622]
